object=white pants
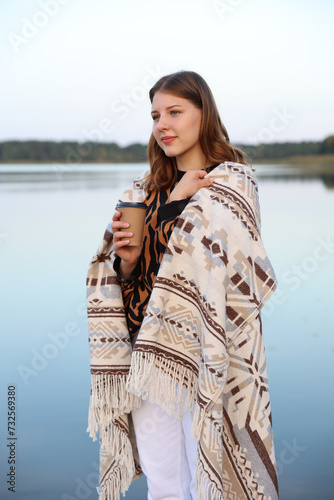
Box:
[131,399,198,500]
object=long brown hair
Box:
[143,70,250,193]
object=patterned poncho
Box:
[86,161,279,500]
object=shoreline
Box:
[1,154,334,165]
[254,154,334,164]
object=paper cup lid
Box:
[117,202,147,208]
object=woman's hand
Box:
[169,169,213,202]
[111,211,142,279]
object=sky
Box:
[0,0,333,146]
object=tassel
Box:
[89,373,141,413]
[196,445,224,500]
[126,351,199,419]
[98,458,135,500]
[191,402,207,441]
[97,423,136,500]
[87,372,142,448]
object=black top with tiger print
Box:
[113,165,219,341]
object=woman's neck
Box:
[176,148,210,172]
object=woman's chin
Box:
[161,147,177,158]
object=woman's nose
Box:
[157,116,169,131]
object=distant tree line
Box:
[0,141,148,164]
[0,136,333,163]
[241,139,330,160]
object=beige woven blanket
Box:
[86,161,279,500]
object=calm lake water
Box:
[0,162,333,500]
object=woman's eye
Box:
[170,110,179,116]
[152,115,159,121]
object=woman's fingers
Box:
[112,219,129,228]
[203,176,214,185]
[112,222,130,231]
[184,169,213,186]
[113,230,133,240]
[112,210,129,225]
[170,169,214,201]
[111,210,142,266]
[197,169,208,178]
[112,210,121,221]
[111,211,130,233]
[114,238,131,248]
[111,211,133,251]
[197,170,213,184]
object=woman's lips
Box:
[161,136,176,144]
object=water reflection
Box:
[0,162,333,500]
[257,171,334,189]
[1,161,334,190]
[321,174,334,189]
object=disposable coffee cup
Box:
[117,202,147,246]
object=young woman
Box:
[87,71,279,500]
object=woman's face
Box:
[151,91,204,167]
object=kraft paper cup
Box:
[117,202,147,246]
